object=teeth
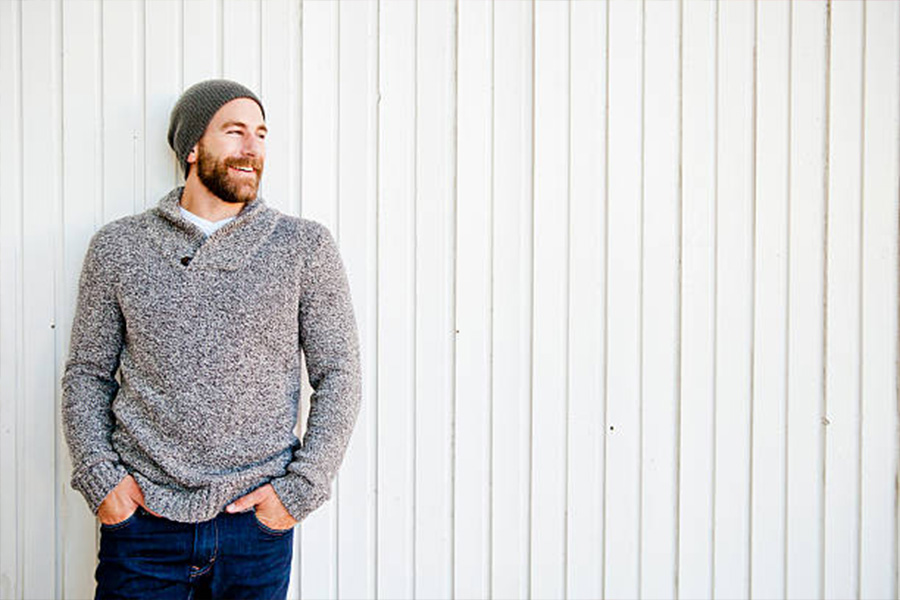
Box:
[232,166,253,172]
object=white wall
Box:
[0,1,898,599]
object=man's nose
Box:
[241,134,263,157]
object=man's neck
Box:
[180,174,246,222]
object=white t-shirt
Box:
[179,205,236,238]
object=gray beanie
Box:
[167,79,266,176]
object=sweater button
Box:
[181,256,192,266]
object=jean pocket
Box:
[100,506,142,532]
[252,508,293,536]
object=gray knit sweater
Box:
[61,186,361,524]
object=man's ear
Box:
[186,144,198,164]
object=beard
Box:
[195,140,264,205]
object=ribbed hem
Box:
[270,473,328,523]
[133,472,273,524]
[72,460,129,514]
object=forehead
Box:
[208,97,265,128]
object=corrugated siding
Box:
[0,1,898,599]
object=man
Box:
[61,79,361,599]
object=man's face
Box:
[188,97,267,204]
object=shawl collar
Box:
[149,186,279,271]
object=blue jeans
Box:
[94,505,294,600]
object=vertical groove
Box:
[783,2,794,597]
[563,0,572,597]
[895,7,900,580]
[487,3,495,597]
[0,0,17,587]
[526,0,537,592]
[895,6,900,598]
[711,0,719,594]
[855,1,866,597]
[411,0,418,594]
[450,0,459,596]
[675,0,684,595]
[16,0,25,592]
[527,1,535,597]
[821,2,833,598]
[0,2,7,590]
[601,0,610,595]
[54,0,63,596]
[748,0,758,597]
[373,0,380,593]
[638,0,646,595]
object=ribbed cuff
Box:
[72,460,129,514]
[270,473,329,523]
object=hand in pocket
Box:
[97,474,161,525]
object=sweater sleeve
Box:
[61,229,129,514]
[271,224,362,522]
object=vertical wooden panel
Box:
[641,1,680,597]
[334,2,378,599]
[415,1,455,599]
[714,2,754,597]
[824,2,863,598]
[260,0,301,217]
[567,1,606,598]
[679,1,717,597]
[183,0,221,86]
[144,0,181,203]
[456,0,492,598]
[751,3,789,598]
[0,1,23,598]
[604,0,642,597]
[301,0,339,225]
[859,2,900,598]
[491,2,533,598]
[222,0,260,89]
[102,0,144,220]
[377,1,416,597]
[786,3,827,598]
[299,2,340,598]
[531,1,568,598]
[21,1,61,597]
[60,1,104,597]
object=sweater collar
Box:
[156,186,266,230]
[150,186,279,271]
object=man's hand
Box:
[97,474,161,525]
[226,483,298,531]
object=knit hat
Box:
[167,79,266,176]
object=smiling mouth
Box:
[228,165,256,175]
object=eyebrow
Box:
[221,120,268,134]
